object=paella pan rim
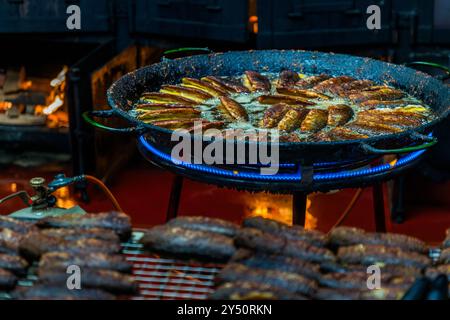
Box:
[106,49,449,149]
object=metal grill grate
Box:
[122,233,223,300]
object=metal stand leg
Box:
[372,183,386,232]
[166,175,183,222]
[292,192,308,226]
[391,177,406,223]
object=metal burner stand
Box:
[137,135,431,232]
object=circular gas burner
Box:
[137,134,428,193]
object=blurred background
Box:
[0,0,449,242]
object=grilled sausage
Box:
[166,216,240,237]
[0,268,17,290]
[216,263,317,296]
[36,211,132,239]
[243,216,327,247]
[141,225,236,261]
[0,253,28,275]
[19,232,121,260]
[39,252,132,273]
[40,228,120,243]
[337,244,430,269]
[37,268,138,294]
[210,281,308,300]
[329,226,428,253]
[12,284,115,300]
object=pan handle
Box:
[361,133,438,155]
[163,47,212,59]
[405,61,450,81]
[82,110,141,134]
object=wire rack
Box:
[122,231,223,300]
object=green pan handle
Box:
[361,133,438,155]
[405,61,450,81]
[163,47,212,58]
[82,110,139,133]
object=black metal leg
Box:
[391,177,406,223]
[292,192,308,226]
[372,183,386,232]
[166,175,183,222]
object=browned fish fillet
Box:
[295,74,330,89]
[279,132,303,142]
[0,253,28,275]
[349,87,405,103]
[337,244,430,269]
[40,228,120,243]
[310,127,369,142]
[0,216,36,234]
[327,104,353,126]
[36,211,132,239]
[0,268,17,290]
[38,268,138,294]
[278,109,309,132]
[243,216,327,247]
[160,85,214,103]
[329,226,428,253]
[332,79,375,96]
[181,77,228,97]
[277,70,300,88]
[300,109,328,132]
[19,232,121,260]
[216,263,317,296]
[13,284,115,300]
[359,99,414,108]
[150,118,203,129]
[260,103,290,128]
[141,225,236,261]
[356,111,424,128]
[134,103,195,111]
[243,71,271,92]
[210,281,308,300]
[258,94,315,106]
[313,76,355,93]
[187,121,225,132]
[219,96,249,121]
[201,76,250,93]
[318,271,415,290]
[276,87,331,100]
[141,92,198,105]
[231,249,321,280]
[345,120,402,135]
[39,252,132,273]
[137,108,201,121]
[235,228,334,263]
[167,216,240,237]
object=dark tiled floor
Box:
[1,161,449,244]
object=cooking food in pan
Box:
[317,271,415,290]
[131,70,437,142]
[0,228,24,255]
[0,253,28,275]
